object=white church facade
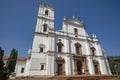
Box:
[24,3,111,77]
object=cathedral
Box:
[24,2,111,77]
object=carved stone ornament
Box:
[39,44,45,48]
[56,56,65,62]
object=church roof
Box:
[3,56,27,61]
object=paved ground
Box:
[9,75,119,80]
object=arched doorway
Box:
[77,61,82,75]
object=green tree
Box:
[6,49,18,76]
[0,48,18,80]
[108,56,120,75]
[0,47,4,79]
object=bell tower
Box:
[35,2,54,33]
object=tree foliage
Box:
[0,47,18,80]
[0,47,4,79]
[108,56,120,75]
[6,49,18,74]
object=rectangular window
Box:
[40,47,43,52]
[43,24,47,32]
[41,65,44,70]
[76,46,80,54]
[21,68,24,73]
[43,26,47,32]
[58,46,62,52]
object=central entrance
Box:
[73,55,88,75]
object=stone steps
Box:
[12,75,118,80]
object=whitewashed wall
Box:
[25,2,111,77]
[4,60,26,77]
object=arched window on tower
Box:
[91,47,96,56]
[57,41,64,53]
[43,24,48,32]
[75,42,82,55]
[45,10,49,16]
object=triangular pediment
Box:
[64,16,83,26]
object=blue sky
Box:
[0,0,120,57]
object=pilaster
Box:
[87,56,95,74]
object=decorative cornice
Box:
[47,50,70,55]
[35,32,48,37]
[30,50,106,59]
[85,55,106,58]
[73,55,86,58]
[37,16,54,21]
[34,31,99,43]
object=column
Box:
[73,59,77,75]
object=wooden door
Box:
[77,61,82,75]
[94,65,99,74]
[58,64,62,75]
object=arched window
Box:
[43,24,47,32]
[57,42,64,53]
[45,10,48,16]
[75,42,82,55]
[91,47,96,56]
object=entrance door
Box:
[77,61,82,75]
[94,64,99,74]
[58,64,62,75]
